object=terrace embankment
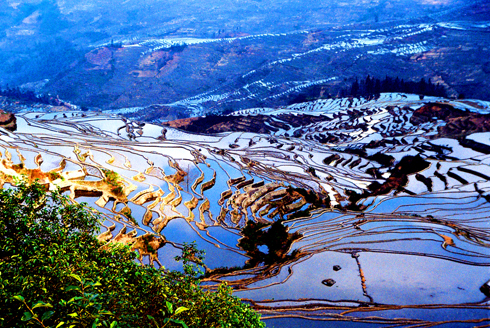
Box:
[346,155,430,210]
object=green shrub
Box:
[102,169,120,187]
[0,181,265,328]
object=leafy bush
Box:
[102,169,120,187]
[0,181,265,328]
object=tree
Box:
[0,180,265,328]
[350,78,360,97]
[341,75,447,99]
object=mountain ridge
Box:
[42,16,490,118]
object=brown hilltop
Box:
[0,110,16,131]
[411,102,490,138]
[163,115,275,134]
[163,113,327,134]
[160,116,201,130]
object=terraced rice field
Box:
[1,93,489,327]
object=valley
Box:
[1,1,490,326]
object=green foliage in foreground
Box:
[0,181,265,328]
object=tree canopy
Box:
[342,75,447,98]
[0,180,265,328]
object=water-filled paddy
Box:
[3,98,490,327]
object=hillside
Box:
[0,0,488,120]
[1,93,489,327]
[45,15,490,117]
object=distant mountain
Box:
[44,14,490,119]
[1,0,488,118]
